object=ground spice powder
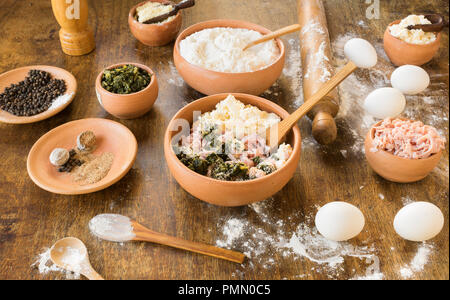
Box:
[71,152,114,185]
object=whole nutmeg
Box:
[49,148,70,166]
[77,131,96,151]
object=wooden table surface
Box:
[0,0,448,280]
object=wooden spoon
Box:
[140,0,195,24]
[50,237,104,280]
[407,14,449,32]
[89,214,245,264]
[243,24,301,51]
[266,38,377,147]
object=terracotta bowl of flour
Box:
[364,120,442,183]
[27,118,138,195]
[383,20,441,66]
[129,0,182,47]
[164,93,301,207]
[173,19,285,96]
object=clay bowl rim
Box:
[164,92,302,186]
[385,20,442,48]
[0,65,77,124]
[367,118,443,162]
[128,0,182,27]
[95,62,157,99]
[26,118,138,195]
[173,19,286,76]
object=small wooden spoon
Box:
[89,214,245,264]
[267,38,377,147]
[50,237,104,280]
[243,24,301,51]
[407,14,449,32]
[140,0,195,24]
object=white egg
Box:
[344,38,378,68]
[315,202,365,242]
[391,65,430,95]
[364,87,406,119]
[394,202,444,242]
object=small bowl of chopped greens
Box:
[95,63,158,119]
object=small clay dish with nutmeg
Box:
[383,20,441,66]
[128,0,182,47]
[95,62,158,119]
[364,119,443,183]
[27,118,138,195]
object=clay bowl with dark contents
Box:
[0,65,77,124]
[164,93,301,207]
[173,19,286,96]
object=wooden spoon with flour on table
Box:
[89,214,245,264]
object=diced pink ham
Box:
[371,118,446,159]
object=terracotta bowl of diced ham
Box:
[164,93,301,207]
[364,119,443,183]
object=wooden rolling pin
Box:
[297,0,339,144]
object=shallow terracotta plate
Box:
[0,65,77,124]
[27,118,138,195]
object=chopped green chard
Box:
[101,64,151,94]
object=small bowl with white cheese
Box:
[173,19,286,96]
[383,15,441,66]
[129,0,182,47]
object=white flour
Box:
[89,214,135,242]
[48,92,74,110]
[179,27,280,73]
[216,198,381,279]
[283,38,303,108]
[399,243,434,279]
[31,248,81,280]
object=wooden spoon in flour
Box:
[243,24,301,51]
[50,237,104,280]
[89,214,245,264]
[266,38,378,147]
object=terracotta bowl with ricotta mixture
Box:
[383,20,441,66]
[128,0,182,47]
[164,93,301,207]
[173,19,286,96]
[364,119,443,183]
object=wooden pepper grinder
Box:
[51,0,95,56]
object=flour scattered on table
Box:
[399,243,434,279]
[283,38,304,108]
[216,198,381,279]
[31,248,81,280]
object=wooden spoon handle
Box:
[84,269,105,280]
[270,61,357,146]
[243,24,301,50]
[132,222,245,264]
[175,0,195,10]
